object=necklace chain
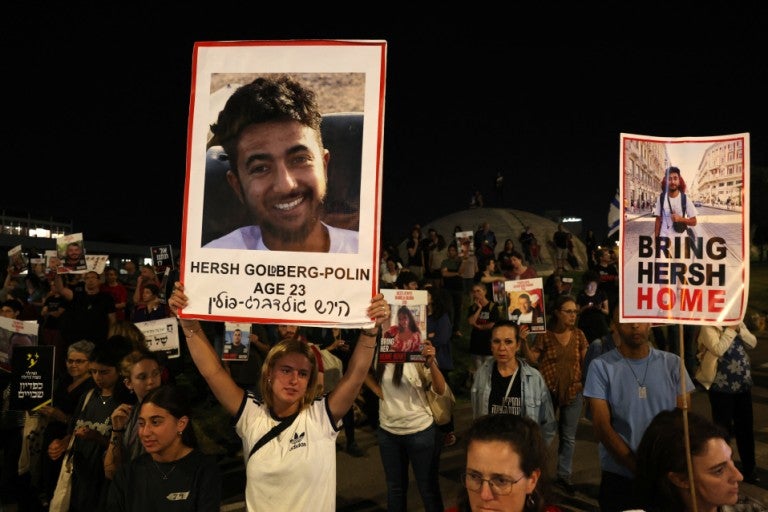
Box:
[153,460,177,480]
[622,353,651,387]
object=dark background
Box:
[3,6,766,249]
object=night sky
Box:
[4,7,766,249]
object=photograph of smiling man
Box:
[204,75,359,253]
[180,41,386,326]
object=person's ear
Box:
[322,148,330,178]
[524,468,541,495]
[668,471,690,489]
[176,416,189,433]
[226,170,245,204]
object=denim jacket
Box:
[471,357,557,445]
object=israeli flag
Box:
[607,189,620,237]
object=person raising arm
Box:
[168,282,390,511]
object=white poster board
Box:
[179,40,387,328]
[619,133,749,324]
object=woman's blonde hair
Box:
[259,338,318,411]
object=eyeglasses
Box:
[67,358,88,365]
[559,309,579,315]
[462,471,524,495]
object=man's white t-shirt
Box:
[653,193,698,239]
[204,222,358,253]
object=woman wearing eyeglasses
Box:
[457,414,562,512]
[38,340,96,508]
[104,350,164,479]
[522,294,588,496]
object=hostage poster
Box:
[618,133,749,324]
[179,40,387,328]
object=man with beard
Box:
[653,166,698,240]
[204,75,359,253]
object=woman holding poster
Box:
[365,339,448,512]
[169,283,390,512]
[523,295,589,496]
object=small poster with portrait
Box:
[379,289,427,364]
[505,277,546,333]
[0,316,40,373]
[43,250,58,282]
[491,281,508,312]
[222,322,250,362]
[7,245,28,276]
[56,232,87,273]
[455,231,475,259]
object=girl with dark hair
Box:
[427,286,456,446]
[104,350,163,479]
[367,338,449,511]
[131,283,169,322]
[47,342,132,511]
[457,414,561,512]
[634,409,761,512]
[107,385,222,511]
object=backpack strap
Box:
[664,190,687,217]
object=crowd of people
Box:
[0,214,764,511]
[377,222,763,512]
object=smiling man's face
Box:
[228,120,329,249]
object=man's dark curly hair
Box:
[210,75,324,172]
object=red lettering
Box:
[680,289,703,312]
[707,289,725,312]
[657,288,676,310]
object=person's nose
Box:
[272,161,298,193]
[479,480,495,500]
[729,461,744,482]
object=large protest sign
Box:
[179,40,387,328]
[619,133,749,324]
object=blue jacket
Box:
[471,358,557,445]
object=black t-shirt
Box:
[488,363,522,416]
[553,230,569,249]
[41,294,67,329]
[59,290,116,345]
[468,302,499,356]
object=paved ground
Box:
[219,330,768,511]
